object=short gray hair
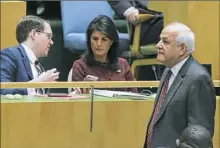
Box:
[166,22,195,53]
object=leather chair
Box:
[60,1,130,54]
[122,14,163,78]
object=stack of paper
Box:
[92,89,151,100]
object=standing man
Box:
[0,15,59,95]
[144,22,216,148]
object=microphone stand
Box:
[152,65,159,81]
[90,85,94,132]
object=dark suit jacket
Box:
[144,56,216,148]
[108,1,163,48]
[108,1,148,18]
[0,45,34,95]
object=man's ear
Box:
[30,29,37,40]
[180,44,187,56]
[110,40,113,46]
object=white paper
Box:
[92,89,152,100]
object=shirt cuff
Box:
[123,7,136,17]
[27,88,36,95]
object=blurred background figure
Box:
[108,1,148,25]
[176,125,213,148]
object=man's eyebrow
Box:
[160,37,168,40]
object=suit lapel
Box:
[154,69,169,105]
[156,74,183,123]
[155,56,194,123]
[18,45,33,80]
[147,69,169,128]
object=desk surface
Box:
[0,95,155,103]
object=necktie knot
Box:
[34,60,45,74]
[34,60,40,65]
[166,69,172,80]
[34,60,46,94]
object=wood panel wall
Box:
[0,1,26,49]
[148,1,219,80]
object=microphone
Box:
[151,65,158,81]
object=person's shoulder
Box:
[118,57,130,67]
[72,57,86,67]
[188,58,211,79]
[118,57,129,64]
[1,45,20,56]
[117,58,131,71]
[1,46,17,52]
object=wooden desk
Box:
[1,96,219,148]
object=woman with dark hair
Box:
[71,15,137,94]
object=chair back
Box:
[61,1,114,35]
[60,1,114,52]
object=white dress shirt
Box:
[21,43,38,95]
[168,56,189,90]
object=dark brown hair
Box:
[16,15,50,43]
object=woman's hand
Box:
[69,88,90,95]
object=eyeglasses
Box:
[36,30,53,39]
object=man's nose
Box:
[156,40,162,49]
[49,39,54,45]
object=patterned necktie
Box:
[34,60,46,94]
[146,70,172,148]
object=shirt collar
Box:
[170,56,189,76]
[21,43,37,64]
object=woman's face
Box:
[90,31,113,58]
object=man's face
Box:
[156,27,183,67]
[34,22,53,57]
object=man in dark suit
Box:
[144,22,216,148]
[108,0,163,51]
[108,1,148,25]
[0,15,59,95]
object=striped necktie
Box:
[34,60,46,94]
[145,70,172,148]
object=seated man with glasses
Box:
[0,15,59,95]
